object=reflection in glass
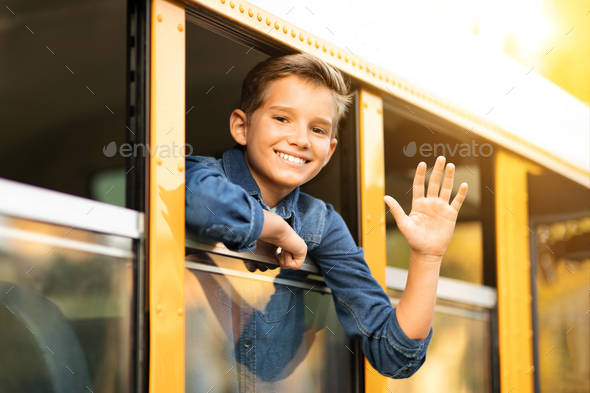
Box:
[386,292,490,393]
[0,216,133,393]
[534,215,590,392]
[185,253,351,393]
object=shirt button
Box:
[244,339,252,348]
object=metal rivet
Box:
[337,52,341,59]
[220,0,226,4]
[177,163,184,172]
[275,22,279,29]
[352,60,356,66]
[299,34,304,41]
[314,41,319,49]
[359,63,363,69]
[156,14,163,22]
[330,49,334,56]
[307,38,312,45]
[322,44,327,52]
[257,13,262,22]
[156,157,162,166]
[283,26,288,34]
[345,56,349,62]
[239,5,244,12]
[291,30,296,38]
[363,102,368,108]
[177,307,184,316]
[230,1,235,8]
[178,24,183,32]
[386,76,389,82]
[248,9,253,17]
[266,18,271,26]
[379,74,382,80]
[377,108,382,114]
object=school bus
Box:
[0,0,588,392]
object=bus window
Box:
[383,103,488,284]
[387,290,491,392]
[0,195,136,393]
[529,171,590,392]
[185,253,351,392]
[382,100,496,391]
[184,18,358,392]
[0,0,128,207]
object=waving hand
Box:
[383,156,468,259]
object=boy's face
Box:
[231,76,338,200]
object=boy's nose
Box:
[287,125,311,148]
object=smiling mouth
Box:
[275,150,310,164]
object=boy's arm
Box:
[185,160,265,252]
[309,156,467,378]
[186,158,307,264]
[310,205,430,379]
[384,156,468,340]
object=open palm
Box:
[384,156,468,258]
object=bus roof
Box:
[248,0,589,187]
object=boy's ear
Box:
[229,109,248,146]
[322,138,338,168]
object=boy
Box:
[185,53,468,380]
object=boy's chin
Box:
[273,174,309,188]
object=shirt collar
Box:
[222,144,300,220]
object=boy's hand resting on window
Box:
[383,156,468,262]
[259,209,308,270]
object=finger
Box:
[412,162,427,200]
[450,182,468,212]
[245,262,257,272]
[278,250,288,269]
[383,195,407,226]
[291,256,302,270]
[427,156,446,198]
[439,163,455,203]
[284,252,294,270]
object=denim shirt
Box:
[185,145,433,380]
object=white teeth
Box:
[276,151,306,164]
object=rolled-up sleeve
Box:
[309,203,432,378]
[185,158,264,252]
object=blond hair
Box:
[240,53,355,138]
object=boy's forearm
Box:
[259,209,287,243]
[395,250,442,340]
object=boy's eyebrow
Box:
[269,105,333,127]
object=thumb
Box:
[383,195,407,225]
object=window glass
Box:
[185,253,351,392]
[387,290,491,392]
[0,0,127,204]
[0,216,133,393]
[533,214,590,392]
[383,106,486,284]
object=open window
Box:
[382,97,497,392]
[528,171,590,392]
[183,10,361,392]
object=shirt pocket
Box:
[256,287,294,323]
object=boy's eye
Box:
[312,127,326,135]
[274,116,288,123]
